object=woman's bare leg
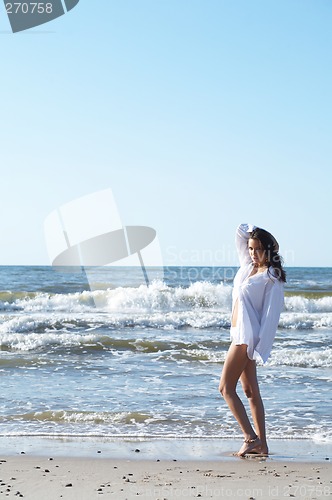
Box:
[219,343,259,453]
[240,360,268,454]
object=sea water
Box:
[0,266,331,447]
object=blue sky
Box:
[0,0,331,266]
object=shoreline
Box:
[0,436,331,462]
[0,438,331,498]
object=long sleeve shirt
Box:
[231,223,284,363]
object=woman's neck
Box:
[254,263,268,273]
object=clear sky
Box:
[0,0,331,267]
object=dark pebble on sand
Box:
[65,483,72,487]
[44,469,50,473]
[20,452,25,455]
[134,449,140,453]
[97,451,101,454]
[325,457,329,460]
[49,458,53,461]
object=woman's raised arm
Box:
[235,223,256,267]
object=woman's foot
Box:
[236,436,262,457]
[246,443,269,456]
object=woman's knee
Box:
[242,386,253,399]
[219,381,226,397]
[242,384,260,400]
[219,381,236,399]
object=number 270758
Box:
[6,3,53,14]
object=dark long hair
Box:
[250,227,286,283]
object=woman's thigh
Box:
[219,343,249,391]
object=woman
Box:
[219,223,286,457]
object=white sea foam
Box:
[1,327,331,368]
[280,312,332,329]
[285,295,332,313]
[3,282,330,316]
[268,347,332,368]
[0,330,98,351]
[0,282,332,335]
[0,281,232,313]
[98,281,232,313]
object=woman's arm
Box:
[235,223,256,267]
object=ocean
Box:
[0,266,331,450]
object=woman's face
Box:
[248,238,266,267]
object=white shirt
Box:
[231,223,284,363]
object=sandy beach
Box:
[0,438,331,499]
[0,455,331,499]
